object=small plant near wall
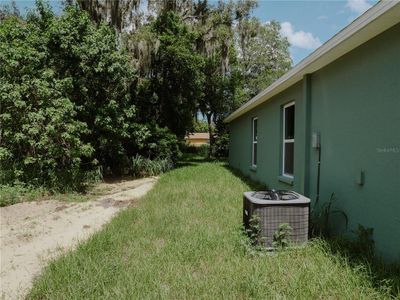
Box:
[352,224,375,259]
[328,224,400,297]
[246,214,264,246]
[272,223,292,250]
[239,214,267,256]
[241,216,295,254]
[311,193,348,237]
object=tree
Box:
[44,5,139,174]
[77,0,199,35]
[0,0,20,21]
[192,120,209,133]
[150,11,204,138]
[76,0,140,33]
[77,0,291,154]
[194,0,256,155]
[236,19,292,98]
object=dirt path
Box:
[0,177,158,300]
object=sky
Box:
[1,0,378,65]
[252,0,377,64]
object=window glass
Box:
[253,143,257,165]
[283,102,295,177]
[253,118,258,141]
[252,117,257,166]
[284,142,294,175]
[285,105,295,140]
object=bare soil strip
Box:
[0,177,157,300]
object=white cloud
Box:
[317,15,328,20]
[346,0,372,14]
[280,22,322,50]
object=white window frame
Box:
[252,117,258,167]
[282,102,295,178]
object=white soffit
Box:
[224,1,400,123]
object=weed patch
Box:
[28,161,397,299]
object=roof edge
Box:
[224,1,400,123]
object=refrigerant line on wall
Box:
[316,142,321,206]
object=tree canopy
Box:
[0,0,292,190]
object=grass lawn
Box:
[28,158,396,299]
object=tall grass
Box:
[131,155,173,177]
[28,160,397,299]
[0,155,170,207]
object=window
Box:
[282,102,295,177]
[252,117,258,167]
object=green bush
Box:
[0,3,137,190]
[130,155,174,177]
[135,124,182,162]
[212,133,229,158]
[0,13,94,190]
[0,2,193,192]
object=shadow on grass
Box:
[177,153,265,192]
[175,153,225,169]
[102,176,138,184]
[222,164,267,191]
[321,236,400,297]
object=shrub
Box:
[0,3,138,190]
[211,133,229,158]
[0,14,95,190]
[130,155,173,177]
[136,125,182,162]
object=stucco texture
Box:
[228,23,400,261]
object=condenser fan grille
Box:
[252,190,298,201]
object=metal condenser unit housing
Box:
[243,190,310,248]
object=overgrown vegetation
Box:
[311,192,349,237]
[272,223,293,250]
[28,158,398,299]
[0,2,180,192]
[310,193,400,296]
[245,214,264,247]
[327,230,400,296]
[0,0,291,195]
[131,155,173,177]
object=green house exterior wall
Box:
[228,23,400,261]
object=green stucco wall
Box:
[229,23,400,261]
[229,82,306,191]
